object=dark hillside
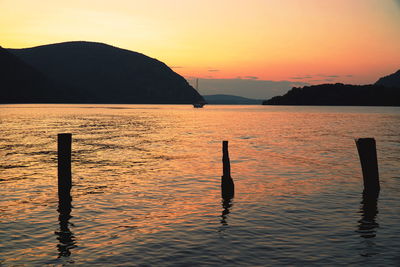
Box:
[0,46,79,103]
[5,41,203,104]
[263,83,400,106]
[375,70,400,88]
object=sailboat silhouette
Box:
[193,78,206,108]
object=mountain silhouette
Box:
[263,83,400,106]
[375,69,400,88]
[4,41,203,104]
[203,94,263,104]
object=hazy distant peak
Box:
[203,94,263,104]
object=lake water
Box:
[1,104,400,266]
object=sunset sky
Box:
[1,0,399,97]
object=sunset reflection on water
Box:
[1,104,400,265]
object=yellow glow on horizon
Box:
[1,0,399,84]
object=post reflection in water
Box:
[55,192,77,258]
[220,198,233,226]
[357,193,379,239]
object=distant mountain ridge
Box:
[2,41,203,104]
[263,70,400,106]
[203,94,262,104]
[375,70,400,88]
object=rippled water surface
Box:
[1,104,400,266]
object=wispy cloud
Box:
[309,79,338,83]
[243,76,258,80]
[290,75,313,80]
[318,74,343,78]
[289,74,353,82]
[208,69,220,72]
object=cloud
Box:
[290,75,313,80]
[208,69,220,72]
[309,79,338,83]
[289,74,353,81]
[187,78,308,99]
[316,74,344,78]
[243,76,258,80]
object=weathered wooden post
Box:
[58,133,72,202]
[221,141,234,200]
[56,133,76,257]
[355,138,380,198]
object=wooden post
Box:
[355,138,380,197]
[221,141,234,200]
[56,134,75,256]
[222,141,231,178]
[58,133,72,201]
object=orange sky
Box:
[1,0,399,86]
